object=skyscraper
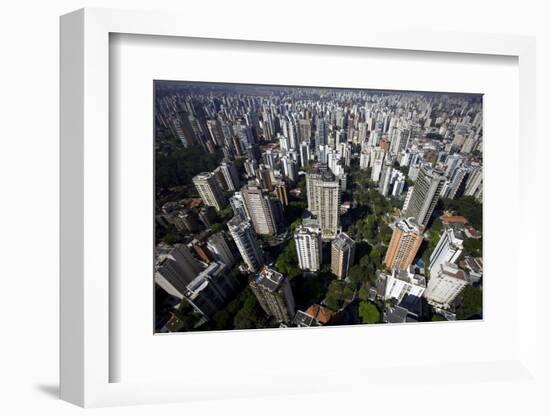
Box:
[241,182,278,235]
[227,216,264,272]
[370,147,386,182]
[382,268,426,302]
[306,167,341,239]
[281,156,298,183]
[384,217,424,271]
[299,141,310,168]
[192,172,227,211]
[154,244,202,299]
[183,261,239,319]
[274,180,289,207]
[294,219,322,272]
[229,191,249,220]
[429,225,464,279]
[219,160,241,191]
[331,232,355,279]
[424,262,469,309]
[207,231,236,268]
[402,166,445,226]
[249,267,296,324]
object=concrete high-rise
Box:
[219,160,241,191]
[331,232,355,279]
[294,219,322,272]
[155,244,203,299]
[384,217,424,271]
[370,147,386,182]
[306,167,341,239]
[429,225,464,279]
[402,166,445,227]
[192,172,227,211]
[227,215,264,272]
[241,182,279,235]
[207,231,236,268]
[183,261,239,319]
[250,267,296,324]
[382,268,426,302]
[424,262,469,309]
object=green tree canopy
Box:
[358,301,380,324]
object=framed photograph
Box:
[60,7,539,409]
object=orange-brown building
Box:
[384,217,424,270]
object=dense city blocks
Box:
[154,81,483,333]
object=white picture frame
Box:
[60,7,539,408]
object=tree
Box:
[348,264,366,289]
[457,285,483,319]
[358,301,380,324]
[462,237,482,257]
[358,282,371,301]
[275,239,301,279]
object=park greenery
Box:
[358,301,381,324]
[456,285,483,319]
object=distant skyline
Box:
[155,79,483,99]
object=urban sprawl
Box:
[154,82,483,333]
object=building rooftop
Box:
[254,267,285,292]
[392,268,426,287]
[193,172,214,181]
[383,305,409,324]
[396,217,423,233]
[332,232,355,250]
[439,262,469,281]
[304,304,334,324]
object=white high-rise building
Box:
[424,262,469,309]
[464,165,483,201]
[229,191,249,220]
[429,226,464,279]
[241,183,278,235]
[306,168,341,239]
[299,141,310,168]
[360,147,371,170]
[402,186,414,211]
[378,161,394,197]
[228,216,264,272]
[370,148,386,182]
[192,172,227,211]
[294,219,322,272]
[383,268,426,302]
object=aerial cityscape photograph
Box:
[154,81,483,333]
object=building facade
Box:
[207,231,236,268]
[382,268,426,302]
[241,182,279,235]
[306,167,341,239]
[249,267,296,324]
[331,232,355,279]
[424,262,469,309]
[192,171,227,211]
[227,215,264,272]
[384,217,424,271]
[183,261,239,319]
[154,243,202,299]
[429,226,464,279]
[294,219,322,272]
[402,166,445,226]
